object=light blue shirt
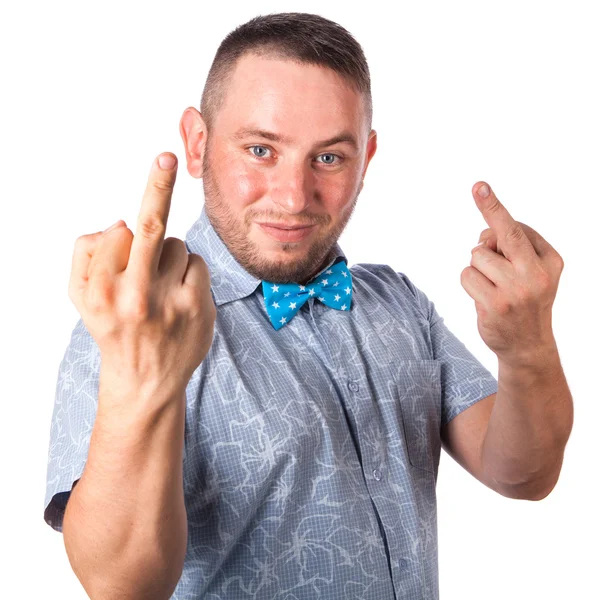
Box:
[44,205,498,599]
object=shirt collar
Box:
[184,204,348,307]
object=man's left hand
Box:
[460,182,564,366]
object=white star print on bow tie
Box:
[262,260,353,330]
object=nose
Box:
[270,160,314,214]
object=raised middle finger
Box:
[127,153,178,285]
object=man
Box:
[44,12,573,600]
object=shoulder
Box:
[350,262,415,290]
[349,262,427,318]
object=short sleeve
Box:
[401,274,499,427]
[44,318,100,533]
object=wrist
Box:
[497,336,559,372]
[98,361,187,421]
[99,356,187,396]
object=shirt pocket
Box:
[396,359,442,475]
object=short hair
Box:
[200,12,373,137]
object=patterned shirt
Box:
[44,205,499,599]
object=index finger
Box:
[128,153,178,283]
[472,182,536,263]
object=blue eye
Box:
[250,146,271,158]
[248,146,342,166]
[318,153,338,165]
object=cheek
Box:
[222,161,266,206]
[320,176,358,212]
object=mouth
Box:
[257,222,316,243]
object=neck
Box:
[298,249,338,286]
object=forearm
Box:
[482,342,573,500]
[63,369,188,600]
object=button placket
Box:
[307,298,336,367]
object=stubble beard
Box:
[201,146,359,284]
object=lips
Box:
[258,223,315,242]
[259,222,313,229]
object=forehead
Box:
[214,53,366,142]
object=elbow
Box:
[493,472,560,501]
[486,448,566,502]
[84,565,183,600]
[69,554,183,600]
[63,502,184,600]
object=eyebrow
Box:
[232,128,359,151]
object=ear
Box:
[361,129,377,182]
[179,107,207,179]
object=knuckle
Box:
[200,299,217,327]
[553,253,565,271]
[493,300,511,316]
[179,285,200,309]
[152,178,174,193]
[159,237,188,270]
[506,223,524,241]
[163,301,180,330]
[478,228,493,242]
[164,236,186,252]
[193,253,210,277]
[74,234,93,251]
[76,229,107,245]
[86,280,116,312]
[119,289,151,320]
[487,198,503,216]
[138,215,166,239]
[184,253,205,279]
[181,284,214,319]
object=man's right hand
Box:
[68,152,216,398]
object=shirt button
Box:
[348,381,359,392]
[399,558,409,569]
[372,469,382,481]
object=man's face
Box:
[183,53,377,284]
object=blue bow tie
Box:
[262,260,353,330]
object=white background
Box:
[2,1,598,598]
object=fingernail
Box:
[158,154,177,170]
[478,184,490,198]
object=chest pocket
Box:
[396,359,442,476]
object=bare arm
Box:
[63,152,214,599]
[63,371,188,600]
[481,346,573,500]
